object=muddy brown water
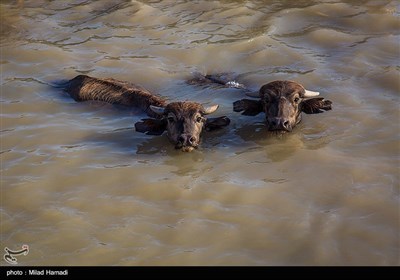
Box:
[1,0,399,265]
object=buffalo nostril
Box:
[178,136,185,143]
[283,120,290,129]
[189,136,196,145]
[270,120,278,127]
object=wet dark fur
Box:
[301,98,332,114]
[187,72,246,89]
[188,73,331,131]
[64,75,230,151]
[234,80,332,131]
[135,102,230,150]
[65,75,166,118]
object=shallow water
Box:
[1,0,399,265]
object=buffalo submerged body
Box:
[63,75,230,152]
[188,73,332,133]
[233,80,332,132]
[62,74,331,152]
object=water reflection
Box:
[136,135,171,155]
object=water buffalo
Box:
[233,80,332,132]
[64,75,230,152]
[188,73,332,132]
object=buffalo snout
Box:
[176,134,198,151]
[178,134,197,146]
[268,117,292,132]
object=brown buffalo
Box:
[64,75,230,152]
[233,80,332,132]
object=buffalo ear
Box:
[134,118,167,135]
[302,98,332,114]
[233,99,263,116]
[205,116,230,131]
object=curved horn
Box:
[203,104,219,115]
[149,105,165,115]
[304,90,320,98]
[245,91,260,98]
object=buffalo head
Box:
[135,101,230,152]
[233,80,332,132]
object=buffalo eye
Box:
[167,117,175,123]
[294,97,300,103]
[196,116,203,123]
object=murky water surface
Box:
[1,0,399,265]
